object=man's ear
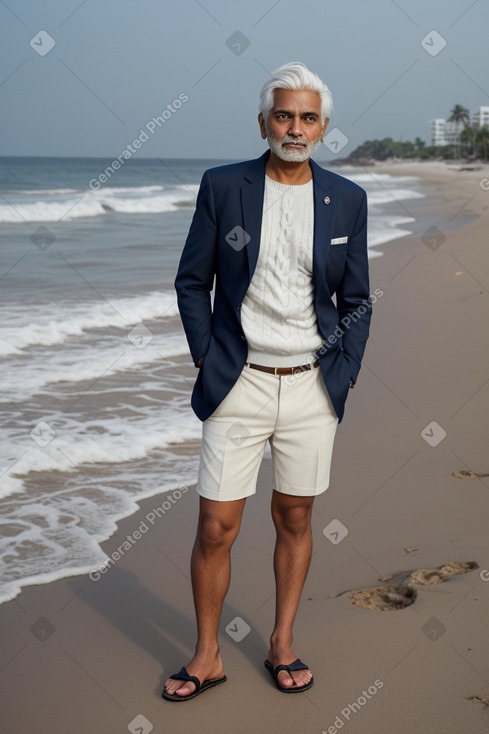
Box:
[258,113,267,139]
[321,117,330,142]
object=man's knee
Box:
[273,497,313,535]
[197,508,242,548]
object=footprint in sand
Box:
[452,470,489,478]
[345,561,478,611]
[347,584,417,611]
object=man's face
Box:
[259,88,329,163]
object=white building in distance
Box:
[430,106,489,145]
[430,118,464,146]
[473,106,489,128]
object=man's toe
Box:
[289,669,311,687]
[164,679,196,697]
[174,681,196,697]
[277,671,294,688]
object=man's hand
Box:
[197,357,204,368]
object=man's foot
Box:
[163,651,224,699]
[266,645,313,690]
[162,667,227,702]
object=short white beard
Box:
[267,130,321,162]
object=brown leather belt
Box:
[247,361,319,376]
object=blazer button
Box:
[236,305,241,310]
[324,196,331,205]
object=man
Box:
[163,62,371,701]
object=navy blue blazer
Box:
[175,150,371,422]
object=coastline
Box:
[1,162,489,733]
[360,158,489,222]
[0,163,426,606]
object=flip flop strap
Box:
[275,658,308,675]
[169,666,201,692]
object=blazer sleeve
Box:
[335,191,371,383]
[174,171,217,366]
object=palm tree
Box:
[475,126,489,161]
[448,104,470,125]
[459,125,477,158]
[447,105,470,159]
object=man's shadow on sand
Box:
[66,489,273,697]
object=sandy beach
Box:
[1,161,489,734]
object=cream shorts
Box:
[196,364,338,501]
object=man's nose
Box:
[288,116,303,137]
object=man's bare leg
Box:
[267,490,315,689]
[164,496,246,698]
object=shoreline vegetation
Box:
[333,103,489,165]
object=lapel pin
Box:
[324,196,331,205]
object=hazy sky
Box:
[1,0,488,159]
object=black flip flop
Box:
[162,666,227,702]
[264,658,314,693]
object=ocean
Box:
[0,155,424,604]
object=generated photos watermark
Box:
[421,226,446,251]
[421,616,446,642]
[225,30,251,56]
[30,420,56,447]
[89,484,188,581]
[316,288,382,358]
[128,714,153,734]
[323,127,349,154]
[225,225,251,251]
[225,616,251,642]
[279,288,382,387]
[323,519,349,545]
[30,616,56,642]
[322,679,384,733]
[420,30,447,57]
[30,30,56,56]
[421,421,446,447]
[30,225,56,251]
[89,93,189,191]
[128,323,154,349]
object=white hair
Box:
[258,61,333,121]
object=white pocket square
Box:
[331,236,348,245]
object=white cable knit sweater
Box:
[241,175,323,367]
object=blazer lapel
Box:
[311,162,336,290]
[241,178,265,282]
[240,152,269,282]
